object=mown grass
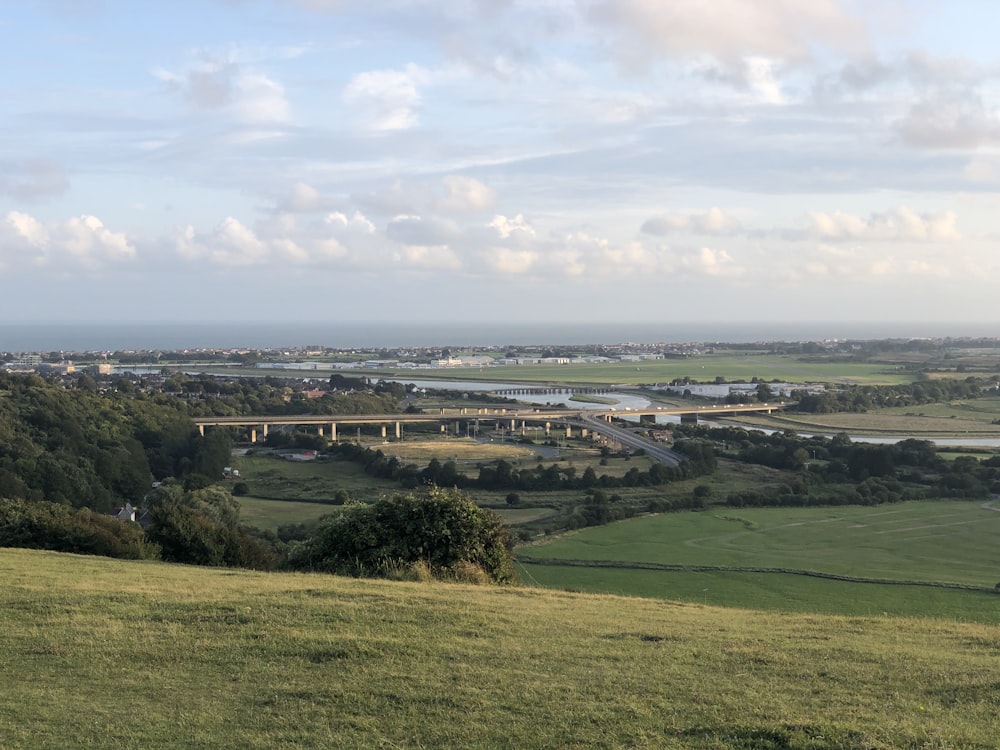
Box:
[236,496,339,531]
[517,564,1000,624]
[3,548,1000,749]
[521,500,1000,587]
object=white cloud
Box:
[590,0,867,70]
[280,182,341,213]
[679,247,744,278]
[155,54,291,123]
[432,176,496,214]
[797,244,956,282]
[342,65,429,132]
[2,211,135,271]
[641,207,742,236]
[807,207,961,242]
[896,89,1000,150]
[488,214,535,240]
[394,244,461,271]
[175,217,270,265]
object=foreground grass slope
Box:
[2,549,998,749]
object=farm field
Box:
[235,496,339,531]
[231,454,399,500]
[195,354,919,387]
[3,548,999,749]
[370,354,918,386]
[725,397,1000,437]
[520,500,1000,587]
[517,564,1000,623]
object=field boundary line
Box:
[515,556,1000,593]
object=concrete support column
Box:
[317,425,324,436]
[545,422,551,435]
[198,424,205,437]
[330,423,337,441]
[440,424,446,433]
[395,421,401,439]
[262,423,269,437]
[565,426,572,438]
[581,428,589,438]
[250,428,257,443]
[381,424,387,439]
[454,421,460,436]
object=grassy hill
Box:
[2,548,998,749]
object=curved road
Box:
[574,414,687,468]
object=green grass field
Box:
[212,353,916,387]
[372,354,917,386]
[517,564,1000,623]
[231,454,399,500]
[521,500,1000,587]
[236,496,339,531]
[3,547,999,749]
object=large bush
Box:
[287,488,517,584]
[0,498,160,560]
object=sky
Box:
[3,0,1000,328]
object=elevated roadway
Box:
[192,403,782,453]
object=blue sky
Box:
[3,0,1000,327]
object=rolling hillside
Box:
[2,548,997,749]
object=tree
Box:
[287,487,517,584]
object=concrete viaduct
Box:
[192,403,781,444]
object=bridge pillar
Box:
[680,413,699,424]
[250,428,257,443]
[198,424,205,437]
[454,421,460,436]
[262,423,269,438]
[440,424,446,433]
[395,421,401,439]
[545,422,551,435]
[581,428,589,438]
[566,426,572,438]
[509,419,516,431]
[317,425,324,436]
[330,423,337,441]
[381,424,387,439]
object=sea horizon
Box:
[2,320,999,353]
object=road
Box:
[574,414,687,468]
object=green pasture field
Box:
[726,406,1000,437]
[3,548,1000,749]
[516,564,1000,623]
[235,496,339,531]
[521,500,1000,587]
[347,354,920,387]
[492,507,559,524]
[231,454,399,500]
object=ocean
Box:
[1,320,998,353]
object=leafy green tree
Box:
[287,487,517,584]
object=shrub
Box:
[287,487,517,584]
[0,498,160,560]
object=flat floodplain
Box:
[521,500,1000,585]
[369,354,917,386]
[3,548,1000,749]
[518,500,1000,621]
